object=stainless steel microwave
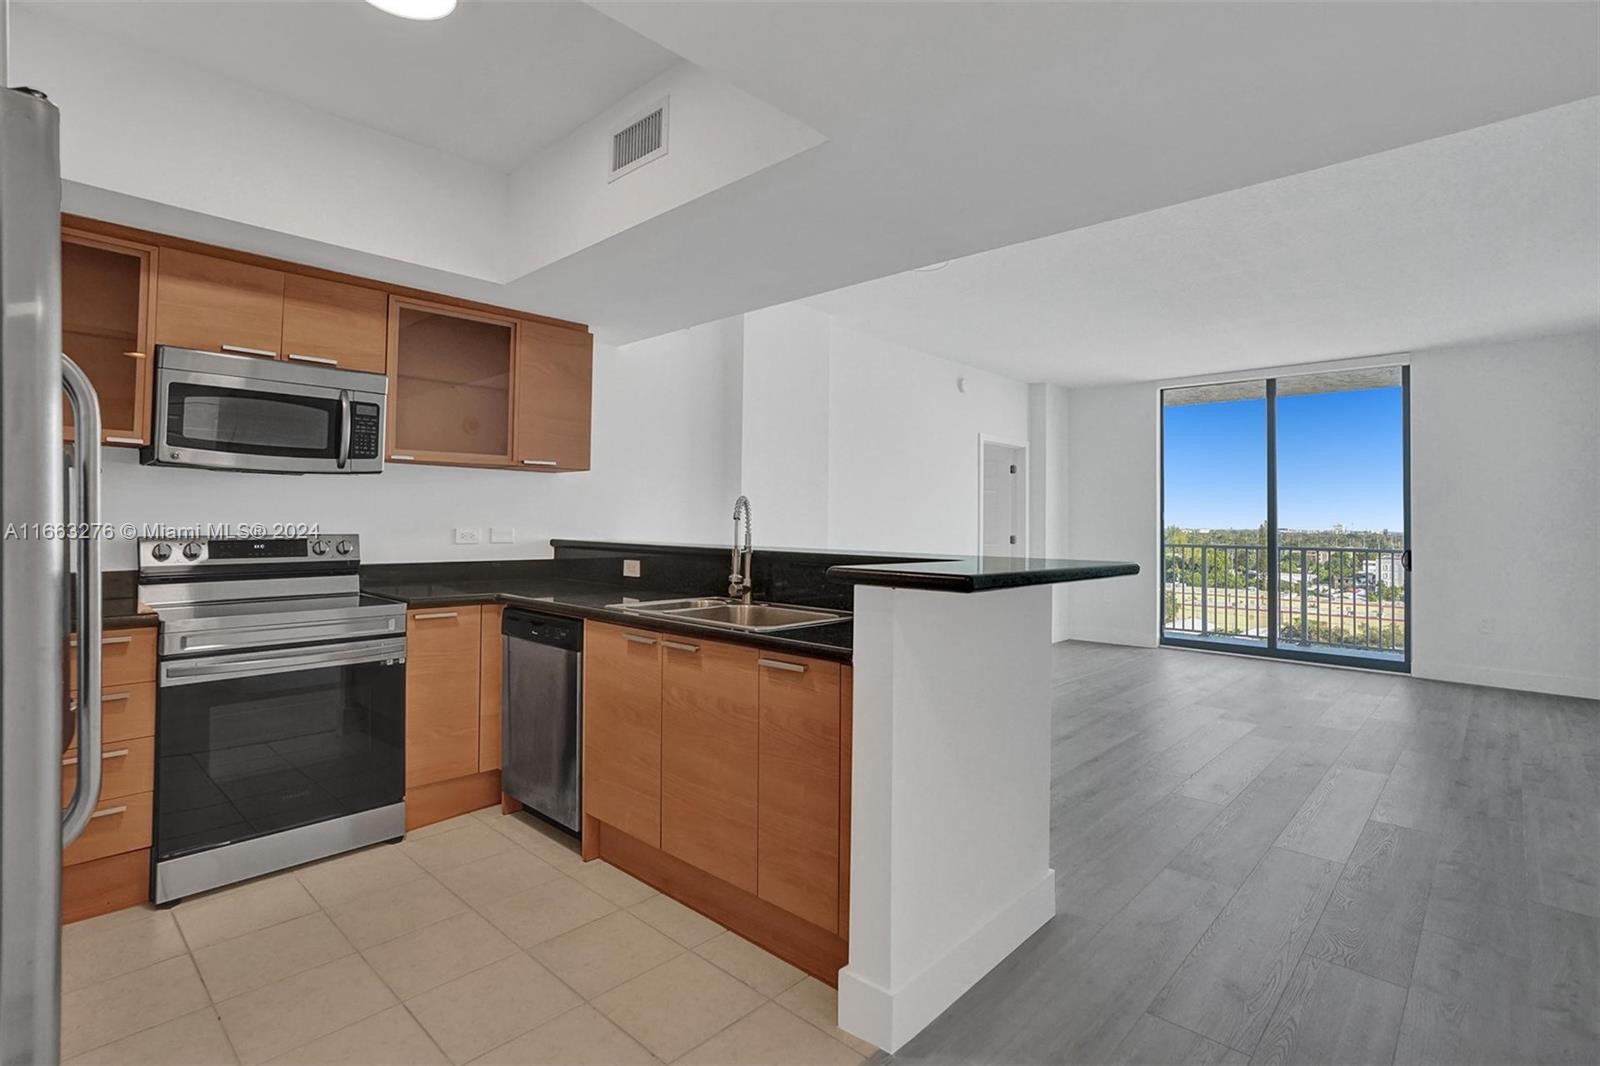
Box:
[144,346,387,474]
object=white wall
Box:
[739,305,831,546]
[1410,330,1600,697]
[1055,328,1600,699]
[1027,384,1073,640]
[98,323,745,570]
[827,322,1031,555]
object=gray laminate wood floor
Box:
[880,641,1600,1066]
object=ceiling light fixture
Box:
[365,0,456,21]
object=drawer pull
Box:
[89,805,128,820]
[521,459,559,467]
[390,454,416,461]
[63,749,129,767]
[105,435,145,445]
[661,640,699,653]
[287,353,338,365]
[624,634,657,646]
[69,635,133,647]
[220,344,277,358]
[758,658,807,673]
[102,691,131,703]
[123,351,147,359]
[412,611,459,620]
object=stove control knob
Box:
[336,539,353,556]
[150,542,172,562]
[311,540,329,556]
[181,541,202,561]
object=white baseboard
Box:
[837,869,1056,1053]
[1059,626,1158,649]
[1413,659,1599,700]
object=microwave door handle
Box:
[61,355,105,847]
[337,389,351,470]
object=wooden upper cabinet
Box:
[583,623,663,847]
[154,248,285,358]
[388,297,516,466]
[281,275,388,374]
[61,230,157,447]
[757,653,843,932]
[661,637,760,892]
[514,321,593,471]
[404,606,482,789]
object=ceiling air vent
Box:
[609,99,669,182]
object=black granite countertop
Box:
[828,555,1141,593]
[361,568,853,663]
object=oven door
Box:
[155,638,406,862]
[149,362,382,474]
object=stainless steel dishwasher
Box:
[501,608,583,834]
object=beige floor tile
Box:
[629,894,724,948]
[470,1005,659,1065]
[362,910,517,1000]
[325,875,467,949]
[405,952,582,1064]
[268,1005,447,1065]
[695,930,806,996]
[174,874,319,951]
[676,1001,863,1066]
[475,874,615,948]
[216,954,396,1064]
[569,860,658,906]
[62,904,188,994]
[193,911,354,1002]
[432,846,565,910]
[402,822,515,874]
[61,954,212,1060]
[294,843,427,908]
[483,811,585,871]
[65,1006,236,1066]
[775,978,879,1058]
[592,952,765,1062]
[529,911,684,998]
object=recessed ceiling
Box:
[803,99,1600,387]
[21,0,681,170]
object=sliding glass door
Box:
[1161,366,1410,669]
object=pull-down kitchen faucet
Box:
[729,495,753,603]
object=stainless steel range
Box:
[139,533,407,904]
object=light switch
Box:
[490,527,514,544]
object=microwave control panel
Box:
[349,402,382,460]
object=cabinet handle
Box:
[758,658,806,673]
[123,351,146,359]
[89,805,127,819]
[412,611,459,620]
[661,640,699,653]
[220,344,277,358]
[101,691,131,703]
[287,353,339,366]
[624,634,657,646]
[104,435,145,445]
[521,459,559,467]
[64,749,129,766]
[390,454,415,461]
[70,635,131,647]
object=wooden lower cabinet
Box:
[582,621,851,980]
[583,623,664,846]
[661,638,759,892]
[478,604,505,772]
[405,606,483,789]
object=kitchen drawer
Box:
[70,628,157,691]
[62,736,154,805]
[66,683,155,751]
[64,790,153,867]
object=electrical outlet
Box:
[453,528,482,545]
[489,527,514,544]
[623,559,641,578]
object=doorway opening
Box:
[980,437,1028,559]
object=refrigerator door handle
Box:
[60,355,104,846]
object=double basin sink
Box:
[606,596,850,633]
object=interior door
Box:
[981,440,1025,558]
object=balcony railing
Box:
[1162,543,1406,657]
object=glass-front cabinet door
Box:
[61,229,157,446]
[387,296,516,466]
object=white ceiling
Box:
[24,0,680,170]
[804,98,1600,387]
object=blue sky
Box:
[1163,387,1405,531]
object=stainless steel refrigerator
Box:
[1,70,107,1065]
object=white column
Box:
[838,582,1056,1052]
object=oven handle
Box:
[337,388,351,470]
[160,637,407,687]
